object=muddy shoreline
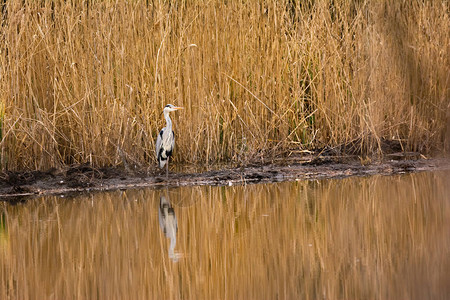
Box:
[1,154,449,202]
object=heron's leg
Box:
[166,156,169,178]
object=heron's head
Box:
[163,104,184,113]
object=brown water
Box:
[1,171,449,300]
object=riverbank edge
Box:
[1,155,449,202]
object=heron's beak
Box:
[174,106,184,110]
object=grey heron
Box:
[158,195,180,262]
[155,104,183,176]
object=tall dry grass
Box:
[0,0,448,170]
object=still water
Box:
[1,171,449,299]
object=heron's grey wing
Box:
[173,209,177,233]
[156,129,164,159]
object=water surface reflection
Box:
[1,171,449,299]
[159,194,182,262]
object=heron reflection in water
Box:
[158,195,182,262]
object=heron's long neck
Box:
[164,111,173,130]
[169,235,176,254]
[168,234,177,261]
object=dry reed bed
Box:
[0,172,449,299]
[0,1,448,171]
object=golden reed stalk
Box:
[0,1,448,170]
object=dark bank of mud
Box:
[1,153,449,202]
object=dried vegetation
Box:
[0,1,448,170]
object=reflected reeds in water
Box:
[0,171,449,299]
